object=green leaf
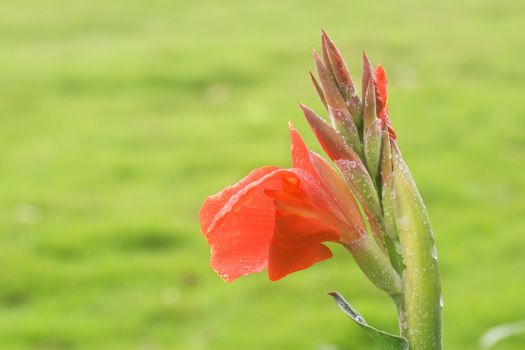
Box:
[328,292,408,350]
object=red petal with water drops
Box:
[199,166,278,234]
[200,167,342,282]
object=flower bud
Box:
[362,53,382,184]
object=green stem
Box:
[391,147,442,350]
[397,218,442,350]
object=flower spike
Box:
[200,31,442,350]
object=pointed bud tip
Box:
[363,51,372,67]
[321,30,336,47]
[299,104,323,127]
[312,49,321,61]
[298,103,313,114]
[298,103,313,117]
[321,30,328,42]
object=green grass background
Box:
[1,0,525,349]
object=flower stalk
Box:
[389,142,442,349]
[306,32,442,349]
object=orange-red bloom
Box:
[374,65,396,140]
[199,124,366,282]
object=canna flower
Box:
[199,30,442,350]
[200,124,359,282]
[200,123,401,294]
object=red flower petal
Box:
[265,175,341,281]
[374,64,397,140]
[288,123,354,228]
[201,168,339,282]
[199,166,278,234]
[201,169,283,282]
[268,211,338,281]
[289,122,318,176]
[374,64,388,113]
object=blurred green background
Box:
[1,0,525,349]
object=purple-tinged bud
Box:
[300,104,361,162]
[312,50,347,111]
[309,71,328,111]
[321,31,361,119]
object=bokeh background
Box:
[1,0,525,349]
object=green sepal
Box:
[328,106,363,158]
[364,118,382,185]
[335,158,384,248]
[381,176,404,274]
[329,292,408,350]
[335,159,382,222]
[345,235,402,296]
[380,132,403,272]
